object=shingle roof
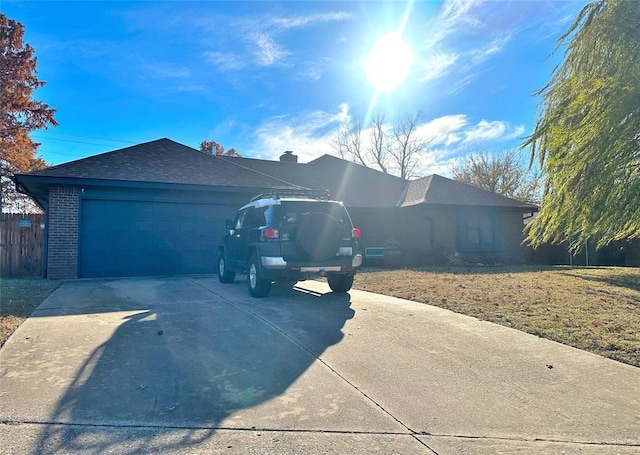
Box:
[217,154,407,208]
[18,138,536,211]
[26,138,295,189]
[399,174,537,210]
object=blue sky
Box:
[4,0,586,175]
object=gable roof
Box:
[23,138,296,189]
[16,137,537,211]
[399,174,537,210]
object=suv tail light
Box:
[262,228,280,239]
[352,228,361,239]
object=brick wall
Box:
[499,211,528,263]
[47,185,79,279]
[399,206,528,265]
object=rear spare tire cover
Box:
[297,212,343,261]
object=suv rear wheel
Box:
[248,254,272,298]
[327,273,354,293]
[218,250,235,283]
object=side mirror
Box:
[225,219,234,230]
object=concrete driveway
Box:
[1,276,638,454]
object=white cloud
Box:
[297,65,323,81]
[462,119,525,143]
[426,0,484,47]
[421,51,459,81]
[268,12,353,29]
[411,115,525,176]
[202,10,351,70]
[251,32,290,66]
[296,59,331,81]
[414,151,460,177]
[250,105,349,162]
[417,0,520,87]
[417,115,523,148]
[203,51,246,70]
[417,115,468,147]
[248,108,525,178]
[471,33,511,64]
[463,120,506,142]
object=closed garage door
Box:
[79,199,224,278]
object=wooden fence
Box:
[0,213,45,277]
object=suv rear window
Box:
[272,202,351,226]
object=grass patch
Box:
[354,265,640,367]
[0,278,61,347]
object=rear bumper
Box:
[260,254,362,280]
[261,254,362,270]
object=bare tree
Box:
[332,118,366,166]
[390,110,427,179]
[368,112,390,174]
[331,108,426,179]
[451,149,541,203]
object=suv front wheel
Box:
[248,254,272,298]
[327,273,354,293]
[218,249,236,283]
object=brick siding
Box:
[47,185,79,279]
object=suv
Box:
[218,189,362,297]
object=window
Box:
[457,211,499,252]
[234,210,247,230]
[246,207,267,228]
[235,207,268,229]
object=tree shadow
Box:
[559,269,640,293]
[34,278,354,454]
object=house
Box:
[14,138,537,279]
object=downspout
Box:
[42,201,49,278]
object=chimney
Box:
[279,150,298,163]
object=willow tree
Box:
[523,0,640,250]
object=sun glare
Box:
[366,33,413,93]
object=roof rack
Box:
[251,188,331,202]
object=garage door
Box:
[79,199,224,278]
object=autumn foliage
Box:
[199,140,240,157]
[1,13,57,212]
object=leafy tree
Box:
[522,0,640,249]
[199,140,240,157]
[451,149,541,203]
[1,13,57,213]
[332,109,427,179]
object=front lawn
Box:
[354,266,640,367]
[0,278,61,347]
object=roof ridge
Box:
[309,154,409,182]
[432,174,537,206]
[214,155,308,189]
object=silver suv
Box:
[218,189,362,297]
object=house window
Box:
[458,212,499,252]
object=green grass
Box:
[354,265,640,367]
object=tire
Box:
[247,255,272,298]
[297,213,342,261]
[327,273,354,293]
[218,250,235,283]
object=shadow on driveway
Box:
[27,277,354,454]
